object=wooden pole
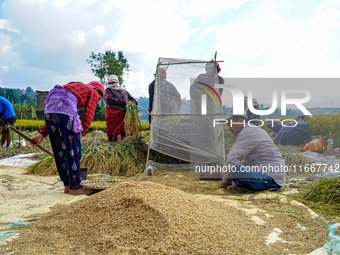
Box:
[8,125,54,157]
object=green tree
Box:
[86,50,129,87]
[25,86,36,99]
[136,97,149,123]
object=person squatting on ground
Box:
[104,75,138,141]
[31,81,104,195]
[219,109,286,193]
[0,96,16,148]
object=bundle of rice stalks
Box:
[84,130,107,141]
[81,136,147,176]
[26,155,56,175]
[124,101,140,136]
[298,178,340,215]
[26,136,148,177]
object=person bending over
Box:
[31,81,104,195]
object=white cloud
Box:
[182,0,251,16]
[198,26,216,41]
[0,19,20,34]
[1,43,11,53]
[108,0,191,61]
[308,0,340,31]
[123,70,148,98]
[216,0,340,77]
[54,0,72,8]
[95,25,105,35]
[77,32,86,45]
[0,34,17,61]
[1,66,9,71]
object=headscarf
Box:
[216,62,221,73]
[87,81,105,96]
[107,75,121,90]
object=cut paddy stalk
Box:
[297,178,340,215]
[124,101,140,137]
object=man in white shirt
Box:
[220,110,286,193]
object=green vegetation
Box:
[86,50,129,87]
[305,113,340,146]
[0,87,36,105]
[136,97,149,123]
[13,119,149,133]
[296,178,340,216]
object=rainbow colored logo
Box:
[196,82,222,105]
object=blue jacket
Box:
[0,96,15,120]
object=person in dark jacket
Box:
[104,75,138,141]
[0,96,16,148]
[148,68,181,124]
[190,61,224,114]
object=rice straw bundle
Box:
[298,178,340,215]
[124,101,140,136]
[26,136,148,177]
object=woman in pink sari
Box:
[104,75,137,141]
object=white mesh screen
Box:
[149,57,225,164]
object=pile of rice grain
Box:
[10,182,272,254]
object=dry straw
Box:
[124,101,140,136]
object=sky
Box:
[0,0,339,108]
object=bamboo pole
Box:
[158,60,224,66]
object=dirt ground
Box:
[0,146,339,254]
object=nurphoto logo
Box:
[198,82,311,128]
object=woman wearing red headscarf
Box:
[31,81,104,195]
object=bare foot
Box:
[226,185,251,193]
[64,186,70,194]
[69,187,94,196]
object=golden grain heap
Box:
[6,181,330,254]
[10,182,263,254]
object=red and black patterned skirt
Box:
[105,108,126,141]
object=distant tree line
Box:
[0,86,36,105]
[0,86,150,122]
